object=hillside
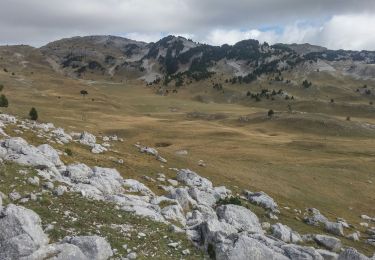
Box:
[0,35,374,259]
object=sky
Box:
[0,0,375,50]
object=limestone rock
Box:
[0,204,49,259]
[79,131,96,147]
[37,144,63,166]
[216,204,263,234]
[176,169,212,189]
[62,236,113,260]
[325,222,344,236]
[271,223,302,243]
[244,190,278,212]
[314,235,342,252]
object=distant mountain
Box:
[6,35,375,83]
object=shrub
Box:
[80,90,88,96]
[217,196,242,206]
[346,116,351,121]
[0,94,9,107]
[65,148,73,156]
[268,109,274,117]
[29,107,38,121]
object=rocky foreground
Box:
[0,113,374,259]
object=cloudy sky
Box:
[1,0,375,50]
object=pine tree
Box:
[0,94,9,107]
[29,107,38,121]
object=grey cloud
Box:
[0,0,374,48]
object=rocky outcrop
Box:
[0,204,112,260]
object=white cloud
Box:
[202,13,375,50]
[317,14,375,50]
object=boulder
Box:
[201,218,237,247]
[281,244,324,260]
[325,222,344,236]
[37,144,63,166]
[167,179,178,186]
[89,167,124,195]
[314,235,342,252]
[271,223,302,243]
[244,190,278,212]
[138,146,158,156]
[79,131,96,147]
[0,204,49,259]
[338,248,370,260]
[304,208,329,226]
[23,243,88,260]
[91,144,107,154]
[317,249,339,260]
[9,191,22,201]
[214,234,289,260]
[216,204,263,234]
[63,163,93,183]
[123,179,154,196]
[176,169,212,189]
[63,236,113,260]
[188,187,217,207]
[51,128,72,144]
[2,137,55,169]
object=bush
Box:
[217,196,242,206]
[65,148,73,156]
[80,90,88,96]
[346,116,351,121]
[268,109,274,117]
[0,94,8,107]
[29,107,38,121]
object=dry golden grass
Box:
[0,50,375,254]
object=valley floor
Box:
[0,65,374,257]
